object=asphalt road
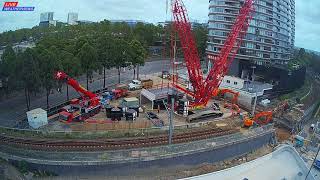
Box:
[0,60,170,127]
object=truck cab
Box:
[128,80,142,90]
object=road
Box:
[0,60,169,127]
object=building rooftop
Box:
[242,81,273,94]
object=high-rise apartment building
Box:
[207,0,295,76]
[40,12,54,22]
[68,13,78,25]
[39,12,56,27]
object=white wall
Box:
[220,76,245,89]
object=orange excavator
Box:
[214,89,240,105]
[214,89,241,115]
[243,111,273,127]
[243,100,289,127]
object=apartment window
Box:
[234,82,238,85]
[226,80,230,83]
[263,54,271,58]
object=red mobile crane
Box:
[55,71,101,123]
[172,0,254,107]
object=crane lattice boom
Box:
[172,0,254,106]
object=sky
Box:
[0,0,319,52]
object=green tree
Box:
[36,46,61,109]
[129,39,147,79]
[18,49,41,110]
[193,26,208,59]
[60,50,81,100]
[97,35,114,88]
[0,46,17,94]
[110,39,130,83]
[77,42,98,90]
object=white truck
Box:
[128,79,153,91]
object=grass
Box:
[0,125,199,140]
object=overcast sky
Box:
[0,0,319,52]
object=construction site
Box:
[0,0,319,179]
[15,0,273,136]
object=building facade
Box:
[110,20,146,27]
[40,12,54,22]
[207,0,295,76]
[39,12,56,27]
[68,12,78,25]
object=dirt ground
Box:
[275,127,292,142]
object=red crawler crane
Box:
[172,0,254,106]
[55,71,101,123]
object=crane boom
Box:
[201,0,254,105]
[55,71,99,107]
[172,0,204,101]
[172,0,254,106]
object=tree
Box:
[36,46,61,109]
[97,35,114,88]
[129,39,147,79]
[18,49,41,110]
[0,46,17,95]
[110,38,130,83]
[60,50,81,100]
[193,26,208,59]
[77,42,98,90]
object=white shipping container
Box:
[27,108,48,129]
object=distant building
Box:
[39,20,57,27]
[40,12,54,22]
[190,21,207,29]
[67,12,78,25]
[157,21,207,29]
[39,12,56,27]
[110,20,146,27]
[12,42,36,53]
[156,21,169,27]
[76,20,94,25]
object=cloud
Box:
[0,0,319,52]
[295,0,320,51]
